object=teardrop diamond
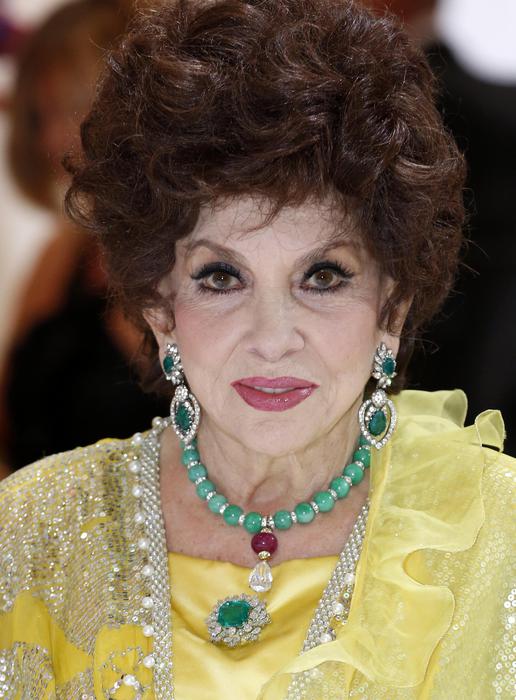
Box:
[249,560,273,592]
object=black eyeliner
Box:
[190,261,243,281]
[302,260,353,281]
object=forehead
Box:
[178,196,361,258]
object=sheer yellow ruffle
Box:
[259,389,506,697]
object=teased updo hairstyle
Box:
[66,0,466,394]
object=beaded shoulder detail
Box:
[0,436,159,697]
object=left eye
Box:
[203,270,241,291]
[301,262,352,293]
[305,268,342,289]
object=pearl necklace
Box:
[117,419,369,699]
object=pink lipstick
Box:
[231,376,319,412]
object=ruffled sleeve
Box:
[261,389,507,695]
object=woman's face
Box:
[150,197,402,456]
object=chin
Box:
[235,417,316,456]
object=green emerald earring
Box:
[163,343,200,445]
[359,342,397,449]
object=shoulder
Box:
[0,437,136,545]
[0,437,131,497]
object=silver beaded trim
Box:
[138,428,175,699]
[286,500,369,699]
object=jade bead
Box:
[187,463,207,482]
[343,463,364,485]
[358,434,370,447]
[223,505,243,526]
[353,448,371,468]
[196,479,216,499]
[243,512,262,534]
[181,448,200,466]
[294,502,315,524]
[330,476,350,499]
[181,437,197,450]
[314,491,335,513]
[273,510,293,530]
[208,494,227,514]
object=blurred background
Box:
[0,0,514,479]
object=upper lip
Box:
[233,376,318,389]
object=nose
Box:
[244,291,305,363]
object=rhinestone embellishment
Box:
[206,594,271,646]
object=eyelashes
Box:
[190,260,354,296]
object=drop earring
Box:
[163,343,201,445]
[358,342,398,450]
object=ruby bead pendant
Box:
[251,531,278,556]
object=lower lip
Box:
[232,384,316,412]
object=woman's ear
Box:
[379,296,413,358]
[143,306,176,352]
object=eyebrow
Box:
[183,235,354,268]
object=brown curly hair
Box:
[66,0,466,394]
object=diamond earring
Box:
[163,343,201,445]
[358,342,398,450]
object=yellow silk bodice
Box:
[168,552,337,699]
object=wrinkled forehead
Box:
[177,195,362,259]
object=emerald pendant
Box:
[368,409,387,436]
[217,599,251,627]
[206,594,271,647]
[175,404,191,432]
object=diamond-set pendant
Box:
[206,529,277,646]
[359,343,398,449]
[170,384,200,445]
[359,388,397,449]
[249,560,273,593]
[206,594,271,647]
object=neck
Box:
[172,397,362,515]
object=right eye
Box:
[190,262,243,294]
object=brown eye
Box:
[191,262,244,293]
[301,261,353,294]
[208,271,235,289]
[308,268,341,288]
[204,270,238,290]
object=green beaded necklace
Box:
[180,434,371,591]
[179,433,371,644]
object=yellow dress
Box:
[0,390,514,699]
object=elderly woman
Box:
[0,0,513,698]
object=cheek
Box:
[172,298,240,382]
[310,303,380,393]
